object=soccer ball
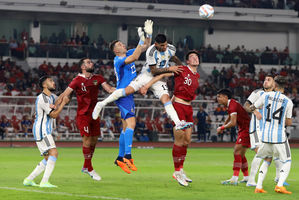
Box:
[199,4,214,19]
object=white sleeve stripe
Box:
[230,112,237,116]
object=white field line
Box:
[0,186,131,200]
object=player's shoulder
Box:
[230,99,241,106]
[167,44,176,51]
[93,74,106,82]
[250,88,264,95]
[114,55,125,63]
[127,48,135,55]
[72,74,83,80]
[147,44,156,56]
[281,93,293,104]
[37,93,49,104]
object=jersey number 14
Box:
[265,104,284,124]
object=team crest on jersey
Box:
[161,55,165,60]
[93,80,98,85]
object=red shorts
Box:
[76,114,101,137]
[236,130,250,148]
[173,102,193,123]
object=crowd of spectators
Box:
[0,29,114,60]
[1,45,299,141]
[1,31,295,67]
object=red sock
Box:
[241,155,248,176]
[233,154,242,176]
[90,145,96,159]
[83,146,93,171]
[172,144,184,171]
[179,146,187,169]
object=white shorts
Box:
[257,140,291,163]
[129,72,169,99]
[36,134,56,156]
[250,130,261,150]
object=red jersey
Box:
[173,65,200,101]
[68,74,106,115]
[227,99,250,134]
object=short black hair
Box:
[185,50,199,61]
[78,57,89,68]
[274,75,288,88]
[109,40,119,51]
[155,34,167,44]
[39,75,51,89]
[217,89,232,99]
[265,74,275,79]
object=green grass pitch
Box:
[0,147,298,200]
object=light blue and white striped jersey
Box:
[254,91,293,143]
[33,93,57,141]
[247,88,265,133]
[141,44,176,73]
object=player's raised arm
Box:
[55,87,73,107]
[124,20,153,65]
[142,19,153,51]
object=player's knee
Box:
[160,94,170,104]
[49,148,58,158]
[126,86,135,95]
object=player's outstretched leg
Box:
[92,89,126,120]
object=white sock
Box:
[274,158,282,182]
[164,101,180,125]
[102,89,125,106]
[41,156,57,183]
[248,154,262,183]
[256,161,270,189]
[27,159,47,180]
[277,161,291,187]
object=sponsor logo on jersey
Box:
[93,80,98,85]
